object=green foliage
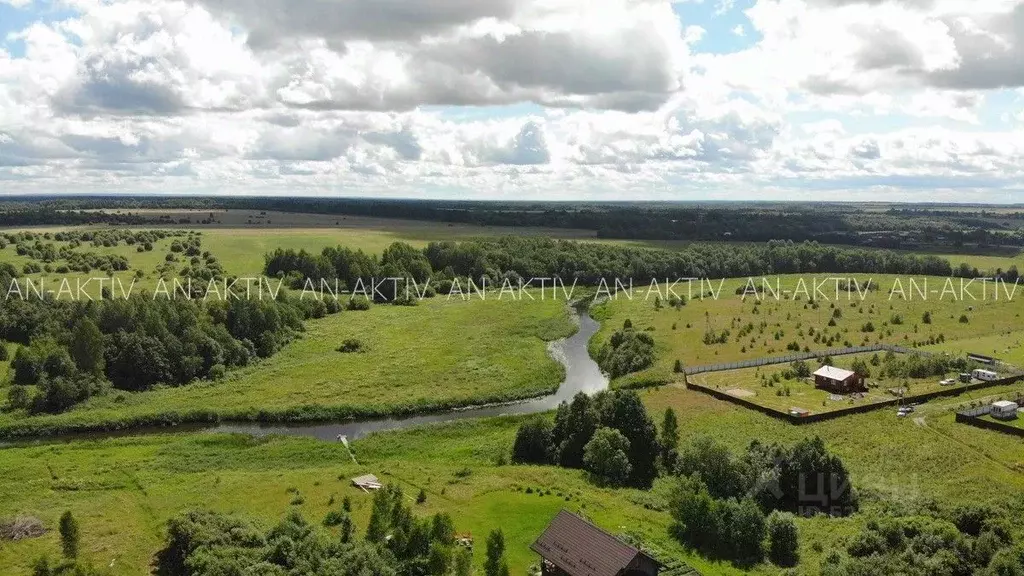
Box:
[598,328,655,378]
[155,508,399,576]
[660,408,679,470]
[336,339,363,353]
[484,529,508,576]
[827,511,1019,576]
[528,390,660,488]
[511,417,552,465]
[766,511,800,567]
[668,475,766,565]
[70,319,105,375]
[0,295,315,412]
[59,511,79,559]
[583,427,632,487]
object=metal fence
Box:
[683,343,929,375]
[958,405,992,418]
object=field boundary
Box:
[955,394,1024,437]
[682,343,925,375]
[687,374,1024,425]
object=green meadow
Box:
[2,218,1024,576]
[2,379,1024,575]
[591,275,1024,388]
[0,295,575,435]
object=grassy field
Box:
[979,414,1024,429]
[2,379,1024,576]
[688,352,972,415]
[0,418,733,576]
[591,275,1024,388]
[0,296,575,436]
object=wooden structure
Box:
[531,510,661,576]
[813,365,864,394]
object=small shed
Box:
[967,353,996,365]
[351,474,382,492]
[531,510,661,576]
[992,401,1019,420]
[813,366,864,394]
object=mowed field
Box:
[591,275,1024,388]
[0,295,575,435]
[2,379,1024,576]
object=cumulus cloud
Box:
[0,0,1021,200]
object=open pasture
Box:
[0,294,575,435]
[2,378,1024,576]
[0,419,724,576]
[591,275,1024,388]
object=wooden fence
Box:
[682,343,926,375]
[955,392,1024,437]
[687,373,1024,425]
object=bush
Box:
[336,339,364,353]
[959,314,969,324]
[766,511,799,567]
[597,329,655,378]
[59,511,79,558]
[7,385,31,410]
[347,297,371,311]
[0,343,8,361]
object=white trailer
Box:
[972,369,999,382]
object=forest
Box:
[2,197,1023,248]
[0,262,332,414]
[265,237,986,291]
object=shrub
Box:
[766,511,799,567]
[59,511,79,558]
[346,297,371,311]
[336,339,364,353]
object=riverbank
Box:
[0,296,586,441]
[0,311,607,443]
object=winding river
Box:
[4,311,608,446]
[211,311,608,441]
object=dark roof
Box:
[530,510,658,576]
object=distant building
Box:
[972,369,999,382]
[813,366,865,394]
[967,353,996,365]
[531,510,661,576]
[992,400,1019,420]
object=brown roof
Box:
[530,510,658,576]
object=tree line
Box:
[0,263,331,414]
[265,238,973,296]
[5,197,1022,250]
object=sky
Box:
[0,0,1023,202]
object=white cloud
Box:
[0,0,1022,201]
